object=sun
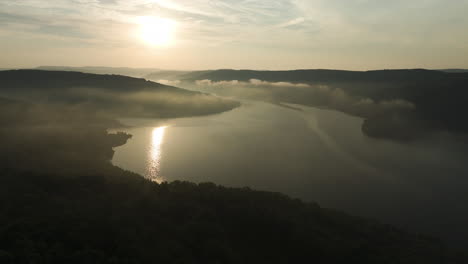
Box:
[137,16,176,47]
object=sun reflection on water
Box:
[146,126,167,183]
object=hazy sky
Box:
[1,0,468,70]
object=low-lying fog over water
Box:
[112,101,468,246]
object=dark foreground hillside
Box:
[0,99,465,263]
[0,169,458,264]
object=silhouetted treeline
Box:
[2,169,462,264]
[149,68,465,84]
[36,66,160,77]
[1,69,178,92]
[0,98,130,174]
[439,69,468,73]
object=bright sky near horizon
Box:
[1,0,468,70]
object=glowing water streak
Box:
[146,126,167,182]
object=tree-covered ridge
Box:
[177,69,468,86]
[0,70,240,119]
[1,69,188,93]
[0,169,457,264]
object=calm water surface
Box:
[112,101,468,246]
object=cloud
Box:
[196,79,312,89]
[156,79,181,86]
[0,0,303,45]
[277,17,306,28]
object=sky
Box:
[1,0,468,70]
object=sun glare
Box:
[137,16,176,47]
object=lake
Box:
[112,101,468,246]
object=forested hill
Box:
[35,66,159,77]
[144,68,468,116]
[147,68,468,85]
[0,69,189,93]
[1,169,462,264]
[0,70,240,118]
[144,68,468,140]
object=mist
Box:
[190,78,415,118]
